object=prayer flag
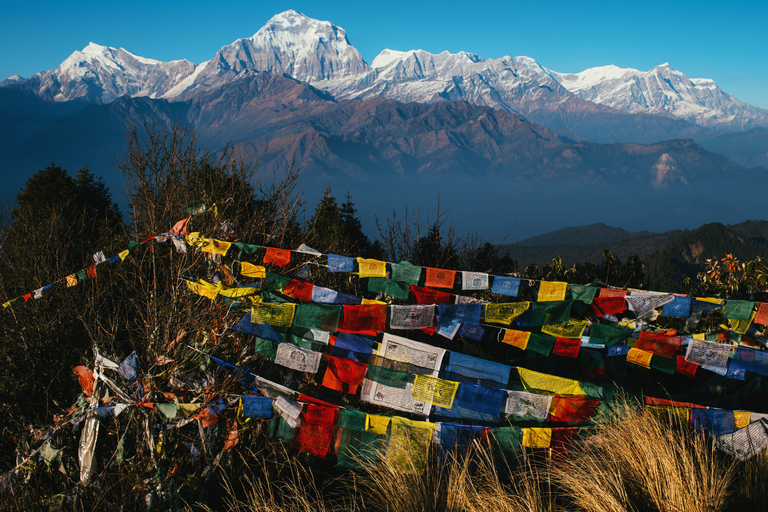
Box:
[491,276,521,297]
[502,329,530,350]
[264,247,291,267]
[598,288,627,298]
[391,262,422,285]
[411,375,459,408]
[661,296,691,317]
[389,305,436,330]
[552,337,581,358]
[462,272,489,291]
[570,284,597,304]
[538,281,567,302]
[292,404,338,458]
[240,262,266,279]
[322,355,368,394]
[542,319,588,339]
[484,302,530,325]
[339,304,387,335]
[357,257,386,278]
[723,300,755,321]
[626,347,653,368]
[251,303,295,328]
[636,331,683,358]
[517,368,588,397]
[522,428,551,448]
[328,254,354,272]
[411,285,452,305]
[425,267,456,289]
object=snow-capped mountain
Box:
[2,43,196,104]
[168,10,369,99]
[547,63,768,131]
[3,10,768,134]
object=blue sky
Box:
[2,0,767,108]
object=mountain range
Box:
[2,10,767,241]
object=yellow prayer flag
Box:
[696,297,724,305]
[237,399,250,426]
[356,257,387,278]
[240,262,266,278]
[118,249,130,261]
[185,232,203,246]
[362,298,387,305]
[177,403,201,418]
[2,301,11,309]
[692,333,707,340]
[541,319,589,339]
[218,285,259,298]
[646,405,690,425]
[387,417,435,475]
[365,414,391,435]
[517,368,587,397]
[734,411,751,429]
[729,310,757,335]
[538,281,567,302]
[251,303,295,328]
[502,329,531,350]
[200,238,232,256]
[186,279,221,300]
[411,375,459,408]
[66,274,78,288]
[484,302,530,325]
[522,428,551,448]
[626,347,653,369]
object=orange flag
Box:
[264,247,291,267]
[425,268,456,289]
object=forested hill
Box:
[500,221,768,292]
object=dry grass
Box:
[553,406,735,512]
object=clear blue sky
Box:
[2,0,767,109]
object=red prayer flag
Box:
[424,268,456,289]
[86,265,97,279]
[292,403,339,458]
[591,297,626,317]
[754,302,768,325]
[72,366,95,397]
[598,288,628,298]
[338,304,387,335]
[676,355,698,378]
[263,247,291,267]
[170,217,190,236]
[553,337,581,358]
[284,280,313,301]
[550,427,574,457]
[322,355,368,395]
[636,331,683,358]
[194,404,220,428]
[22,293,31,302]
[411,285,452,305]
[549,397,600,423]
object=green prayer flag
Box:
[181,200,206,216]
[293,303,342,332]
[232,242,261,260]
[723,300,755,321]
[338,409,367,431]
[365,365,410,389]
[254,338,278,361]
[570,284,598,304]
[650,354,676,375]
[526,333,556,356]
[265,272,291,293]
[368,277,410,300]
[76,269,87,281]
[590,323,633,347]
[492,426,522,451]
[338,429,384,469]
[391,262,422,285]
[531,300,573,327]
[269,416,296,443]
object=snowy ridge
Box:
[547,63,768,131]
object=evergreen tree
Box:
[340,192,370,256]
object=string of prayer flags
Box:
[636,331,683,358]
[485,302,530,325]
[425,267,456,289]
[339,304,387,335]
[538,281,567,302]
[327,254,354,273]
[391,262,422,285]
[264,247,291,267]
[517,368,588,397]
[462,272,489,291]
[356,257,386,278]
[491,276,521,297]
